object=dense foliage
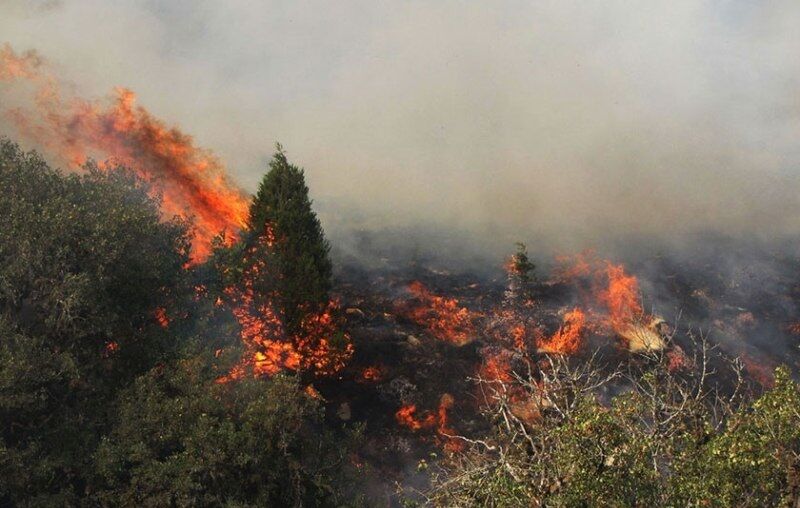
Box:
[246,144,333,335]
[425,350,800,507]
[0,139,354,506]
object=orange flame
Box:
[552,250,596,283]
[598,263,643,332]
[741,353,776,389]
[395,404,437,431]
[538,307,586,355]
[395,394,463,452]
[0,44,41,80]
[479,347,516,383]
[404,281,478,345]
[0,45,249,261]
[219,229,353,381]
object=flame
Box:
[552,253,661,351]
[552,250,596,283]
[0,44,249,261]
[219,229,353,381]
[479,346,516,383]
[538,307,586,355]
[436,393,464,452]
[404,281,478,345]
[0,44,41,80]
[741,353,776,389]
[395,404,437,431]
[598,263,643,332]
[395,394,463,452]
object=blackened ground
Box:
[315,243,800,505]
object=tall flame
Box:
[598,263,643,332]
[0,44,249,261]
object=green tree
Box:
[246,144,332,335]
[92,355,358,507]
[0,139,190,503]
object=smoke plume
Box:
[2,1,800,259]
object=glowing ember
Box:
[404,281,479,345]
[304,385,323,400]
[103,341,119,357]
[0,44,249,261]
[359,365,386,383]
[154,307,170,328]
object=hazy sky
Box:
[2,0,800,254]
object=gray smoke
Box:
[2,0,800,260]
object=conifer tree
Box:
[504,242,536,306]
[246,144,333,335]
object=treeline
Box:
[0,139,357,506]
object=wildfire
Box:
[404,281,479,345]
[0,44,41,80]
[552,253,665,352]
[219,229,353,381]
[552,250,596,283]
[537,307,586,355]
[0,44,249,261]
[599,262,643,332]
[741,353,776,389]
[479,346,517,384]
[395,394,463,452]
[395,404,437,431]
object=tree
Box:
[92,359,358,507]
[504,242,536,306]
[246,144,333,336]
[0,139,191,503]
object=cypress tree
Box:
[246,144,333,335]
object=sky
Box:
[2,0,800,257]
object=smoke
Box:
[2,1,800,259]
[0,44,249,261]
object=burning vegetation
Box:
[0,44,249,261]
[2,44,800,506]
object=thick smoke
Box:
[2,1,800,260]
